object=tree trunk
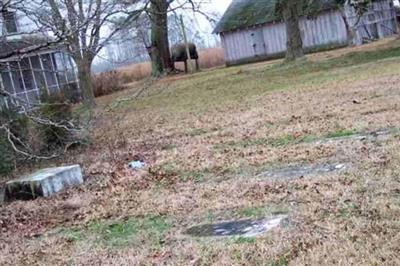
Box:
[283,1,304,61]
[76,58,95,107]
[180,15,192,73]
[150,0,174,77]
[339,6,356,46]
[149,44,163,77]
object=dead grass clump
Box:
[118,62,152,83]
[198,47,225,69]
[92,71,124,97]
[116,47,225,81]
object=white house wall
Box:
[0,10,37,36]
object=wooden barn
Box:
[214,0,398,66]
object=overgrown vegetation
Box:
[92,71,125,97]
[38,92,75,151]
[0,134,14,176]
[0,92,77,176]
[0,110,28,176]
[62,216,170,248]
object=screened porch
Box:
[0,50,79,109]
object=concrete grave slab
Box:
[5,165,83,201]
[317,128,394,145]
[258,163,348,180]
[185,215,287,238]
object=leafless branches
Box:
[0,86,84,160]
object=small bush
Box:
[61,83,81,103]
[0,92,79,176]
[0,109,29,176]
[38,91,74,151]
[118,62,152,82]
[0,132,15,176]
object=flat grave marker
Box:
[258,163,349,180]
[185,215,287,238]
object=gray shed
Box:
[214,0,398,66]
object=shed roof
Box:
[0,35,60,60]
[213,0,338,34]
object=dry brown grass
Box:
[92,70,124,97]
[118,61,152,83]
[1,38,400,265]
[198,47,225,69]
[116,47,225,82]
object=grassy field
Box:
[1,38,400,265]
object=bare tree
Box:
[277,0,304,61]
[335,0,374,45]
[21,0,141,107]
[148,0,174,76]
[141,0,209,76]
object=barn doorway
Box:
[250,28,266,57]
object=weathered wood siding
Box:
[300,11,348,48]
[221,28,260,63]
[346,0,397,45]
[262,23,287,55]
[220,0,397,65]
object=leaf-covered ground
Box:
[1,38,400,265]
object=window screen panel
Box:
[41,54,57,87]
[9,61,24,93]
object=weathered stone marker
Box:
[5,165,83,201]
[185,215,287,238]
[317,128,394,145]
[258,163,348,180]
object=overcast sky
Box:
[210,0,232,13]
[179,0,232,47]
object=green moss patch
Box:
[60,216,171,248]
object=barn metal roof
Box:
[213,0,338,34]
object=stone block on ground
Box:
[185,215,288,238]
[5,165,83,201]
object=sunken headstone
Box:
[258,163,348,180]
[185,215,287,238]
[5,165,83,201]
